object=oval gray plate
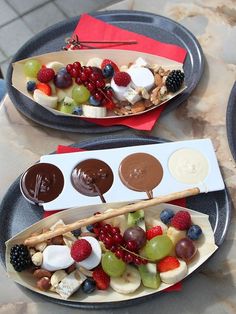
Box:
[6,10,204,133]
[0,135,231,309]
[226,82,236,160]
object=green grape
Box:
[24,59,41,78]
[144,235,173,261]
[102,251,126,277]
[72,85,90,104]
[58,97,76,114]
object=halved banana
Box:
[86,57,103,68]
[167,226,186,245]
[33,89,58,108]
[110,265,141,294]
[46,61,65,73]
[82,104,107,118]
[160,259,187,285]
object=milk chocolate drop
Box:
[71,159,113,200]
[20,163,64,204]
[119,153,163,197]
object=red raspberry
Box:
[113,72,131,87]
[101,59,119,73]
[37,67,55,83]
[157,256,180,272]
[146,226,163,240]
[171,211,191,230]
[36,82,51,96]
[70,239,92,262]
[93,267,110,290]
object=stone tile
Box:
[55,0,118,17]
[0,1,17,27]
[0,50,7,63]
[0,19,33,57]
[23,2,66,34]
[7,0,48,15]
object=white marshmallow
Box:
[123,87,141,104]
[42,245,74,272]
[76,236,101,270]
[127,67,155,91]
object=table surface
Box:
[1,0,236,313]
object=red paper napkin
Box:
[70,14,187,131]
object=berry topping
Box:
[187,225,202,240]
[70,239,92,262]
[160,208,175,225]
[171,211,192,230]
[71,229,81,238]
[146,226,163,240]
[165,70,185,93]
[37,67,55,83]
[10,244,31,272]
[101,59,119,73]
[89,95,100,106]
[82,278,96,294]
[92,267,110,290]
[72,107,83,116]
[102,64,114,78]
[36,82,51,96]
[26,80,36,93]
[157,256,180,272]
[54,71,73,89]
[113,72,131,87]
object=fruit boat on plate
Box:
[11,49,186,119]
[5,195,217,305]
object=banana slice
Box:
[160,259,187,285]
[82,104,107,118]
[86,57,103,68]
[167,226,186,245]
[110,265,141,294]
[33,89,58,108]
[46,61,65,73]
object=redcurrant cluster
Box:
[97,223,147,266]
[66,62,115,109]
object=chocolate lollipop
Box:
[119,153,163,198]
[71,159,113,203]
[20,163,64,204]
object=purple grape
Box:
[123,226,146,250]
[175,238,196,262]
[54,71,72,89]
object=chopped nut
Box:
[154,73,163,87]
[131,101,146,113]
[35,242,47,252]
[51,235,64,245]
[50,270,67,288]
[160,85,167,96]
[36,277,51,291]
[29,248,36,257]
[144,99,153,108]
[66,263,76,274]
[150,87,161,105]
[33,269,52,279]
[32,252,43,266]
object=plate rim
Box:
[0,134,231,309]
[6,10,204,133]
[226,81,236,161]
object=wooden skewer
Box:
[24,187,200,246]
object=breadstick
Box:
[24,187,200,246]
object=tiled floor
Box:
[0,0,119,77]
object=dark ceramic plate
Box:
[6,10,204,133]
[0,135,231,309]
[226,82,236,161]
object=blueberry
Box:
[160,208,174,225]
[72,228,81,237]
[58,67,67,74]
[102,64,114,78]
[187,225,202,240]
[26,80,36,93]
[82,278,96,294]
[86,224,94,232]
[72,107,83,116]
[89,96,100,106]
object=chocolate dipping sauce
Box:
[20,163,64,204]
[71,159,114,202]
[119,153,163,198]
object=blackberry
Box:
[10,244,31,272]
[165,70,185,93]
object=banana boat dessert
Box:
[12,50,186,119]
[5,193,217,303]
